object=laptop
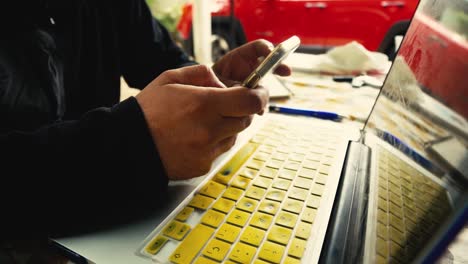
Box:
[135,1,468,263]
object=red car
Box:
[177,0,418,60]
[399,0,468,118]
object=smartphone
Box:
[242,35,301,88]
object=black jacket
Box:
[0,0,196,238]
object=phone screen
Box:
[243,36,301,88]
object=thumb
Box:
[156,65,227,88]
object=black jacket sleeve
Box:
[0,97,169,239]
[119,0,197,89]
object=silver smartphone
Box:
[242,35,301,88]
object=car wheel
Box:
[210,27,235,62]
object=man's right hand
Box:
[136,65,269,180]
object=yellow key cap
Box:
[266,189,286,202]
[163,220,191,240]
[310,183,325,196]
[202,239,231,261]
[258,200,281,215]
[239,167,259,179]
[298,168,316,179]
[201,209,225,228]
[175,207,194,222]
[246,159,265,170]
[240,226,266,246]
[306,195,321,208]
[294,177,313,189]
[284,256,301,264]
[268,225,292,245]
[272,179,292,190]
[260,167,278,179]
[189,194,214,210]
[216,223,241,243]
[212,198,235,213]
[258,241,285,264]
[199,180,226,198]
[245,186,266,200]
[169,224,215,264]
[250,212,273,230]
[227,209,251,227]
[237,197,258,213]
[278,169,296,180]
[231,175,251,190]
[193,257,218,264]
[288,238,307,259]
[228,242,257,263]
[253,176,273,189]
[301,207,317,223]
[276,211,298,229]
[213,143,258,185]
[289,187,308,201]
[254,259,270,264]
[295,221,312,240]
[283,199,304,214]
[145,235,168,255]
[223,187,244,200]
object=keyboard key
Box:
[231,175,251,190]
[216,223,241,243]
[260,167,278,179]
[258,200,281,215]
[212,198,235,213]
[318,164,331,175]
[297,168,316,179]
[302,160,319,170]
[284,256,301,264]
[253,176,273,189]
[276,211,298,229]
[193,257,218,264]
[268,225,292,245]
[294,177,313,189]
[376,237,389,258]
[202,239,231,261]
[250,212,274,230]
[258,241,285,264]
[289,187,308,201]
[201,209,226,228]
[246,159,265,170]
[227,209,250,227]
[288,238,307,259]
[175,207,194,222]
[163,220,191,240]
[228,242,257,263]
[272,179,292,191]
[170,224,214,264]
[306,196,321,208]
[283,199,304,214]
[278,169,296,180]
[237,197,258,213]
[189,194,214,210]
[295,221,312,240]
[266,189,287,202]
[315,174,328,185]
[266,159,284,169]
[223,187,244,200]
[240,226,266,246]
[284,161,301,171]
[145,235,168,255]
[199,180,226,198]
[301,207,317,223]
[310,183,325,196]
[213,143,258,185]
[239,167,259,179]
[245,186,266,200]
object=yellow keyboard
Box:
[373,148,451,264]
[138,118,348,263]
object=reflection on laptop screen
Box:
[135,1,467,263]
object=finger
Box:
[158,65,226,88]
[215,135,238,156]
[273,64,292,76]
[210,86,269,117]
[213,116,253,141]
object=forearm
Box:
[0,97,168,238]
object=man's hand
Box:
[136,65,268,180]
[212,39,292,87]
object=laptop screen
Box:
[361,0,468,262]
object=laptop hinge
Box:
[319,140,371,264]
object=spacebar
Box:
[169,224,214,264]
